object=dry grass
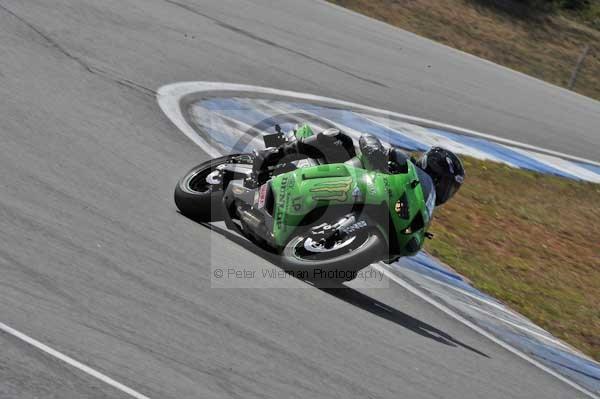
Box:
[328,0,600,100]
[424,157,600,360]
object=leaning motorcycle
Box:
[174,125,435,281]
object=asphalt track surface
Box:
[1,1,598,398]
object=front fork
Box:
[309,214,368,249]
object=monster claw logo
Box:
[310,177,353,202]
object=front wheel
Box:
[174,154,249,221]
[281,229,386,282]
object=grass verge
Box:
[327,0,600,101]
[424,157,600,361]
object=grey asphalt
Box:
[0,0,597,398]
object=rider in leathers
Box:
[252,126,465,206]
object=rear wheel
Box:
[174,154,250,221]
[281,229,385,283]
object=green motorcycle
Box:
[174,125,436,281]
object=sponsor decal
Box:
[257,183,268,209]
[310,176,353,202]
[291,196,302,212]
[275,176,292,230]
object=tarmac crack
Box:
[163,0,390,88]
[0,2,156,97]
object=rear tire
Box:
[174,154,247,221]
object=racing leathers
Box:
[251,126,411,184]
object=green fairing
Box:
[294,124,315,140]
[269,161,429,256]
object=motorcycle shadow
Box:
[319,287,489,358]
[197,218,490,359]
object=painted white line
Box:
[0,322,151,399]
[416,273,578,351]
[464,303,579,352]
[157,81,600,167]
[419,274,546,329]
[508,146,600,183]
[418,273,585,352]
[360,114,513,165]
[157,84,221,158]
[188,103,265,153]
[372,263,600,399]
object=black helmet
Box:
[418,147,464,205]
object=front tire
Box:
[281,229,385,282]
